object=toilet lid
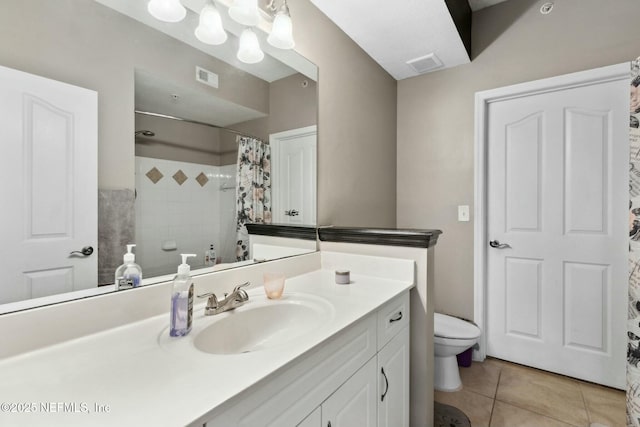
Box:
[434,313,480,339]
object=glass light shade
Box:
[147,0,186,23]
[267,12,294,49]
[229,0,260,26]
[237,28,264,64]
[195,2,228,45]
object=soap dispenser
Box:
[115,244,142,290]
[170,253,196,337]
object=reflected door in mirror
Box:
[271,126,317,225]
[0,65,98,304]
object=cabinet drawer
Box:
[377,292,409,350]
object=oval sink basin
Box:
[193,294,333,355]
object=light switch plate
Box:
[458,205,470,222]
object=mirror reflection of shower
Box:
[133,110,241,277]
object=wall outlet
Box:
[458,205,470,222]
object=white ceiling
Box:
[310,0,509,80]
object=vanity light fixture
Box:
[267,0,294,49]
[229,0,260,27]
[237,28,264,64]
[229,0,295,51]
[146,0,295,64]
[195,0,228,45]
[147,0,186,23]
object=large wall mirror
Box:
[0,0,318,313]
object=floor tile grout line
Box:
[460,358,623,426]
[577,382,593,424]
[488,397,497,426]
[493,396,588,426]
[487,366,502,426]
[455,386,498,400]
[494,360,587,426]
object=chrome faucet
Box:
[197,282,250,316]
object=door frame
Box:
[269,125,317,224]
[473,62,629,360]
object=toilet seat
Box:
[435,313,480,340]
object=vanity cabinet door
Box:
[378,326,410,427]
[321,356,377,427]
[297,406,321,427]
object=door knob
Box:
[489,240,511,249]
[69,246,94,256]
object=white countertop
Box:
[0,268,413,426]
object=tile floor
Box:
[434,357,626,427]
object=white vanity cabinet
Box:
[203,292,410,427]
[321,357,378,427]
[306,327,409,427]
[375,290,411,427]
[297,408,322,427]
[377,326,410,427]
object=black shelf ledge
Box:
[318,227,442,248]
[245,223,317,241]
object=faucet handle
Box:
[233,282,250,302]
[233,281,250,293]
[197,292,219,308]
[197,292,216,298]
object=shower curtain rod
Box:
[134,110,265,142]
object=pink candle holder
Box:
[263,272,286,299]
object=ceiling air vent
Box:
[196,66,219,89]
[406,53,443,75]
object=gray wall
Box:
[288,0,398,228]
[397,0,640,319]
[225,72,319,157]
[269,73,318,134]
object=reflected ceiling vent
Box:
[196,66,219,89]
[406,53,443,74]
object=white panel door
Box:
[270,126,317,225]
[322,356,377,427]
[0,65,97,304]
[486,76,628,388]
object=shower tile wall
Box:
[135,157,236,277]
[218,163,238,264]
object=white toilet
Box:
[434,312,481,392]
